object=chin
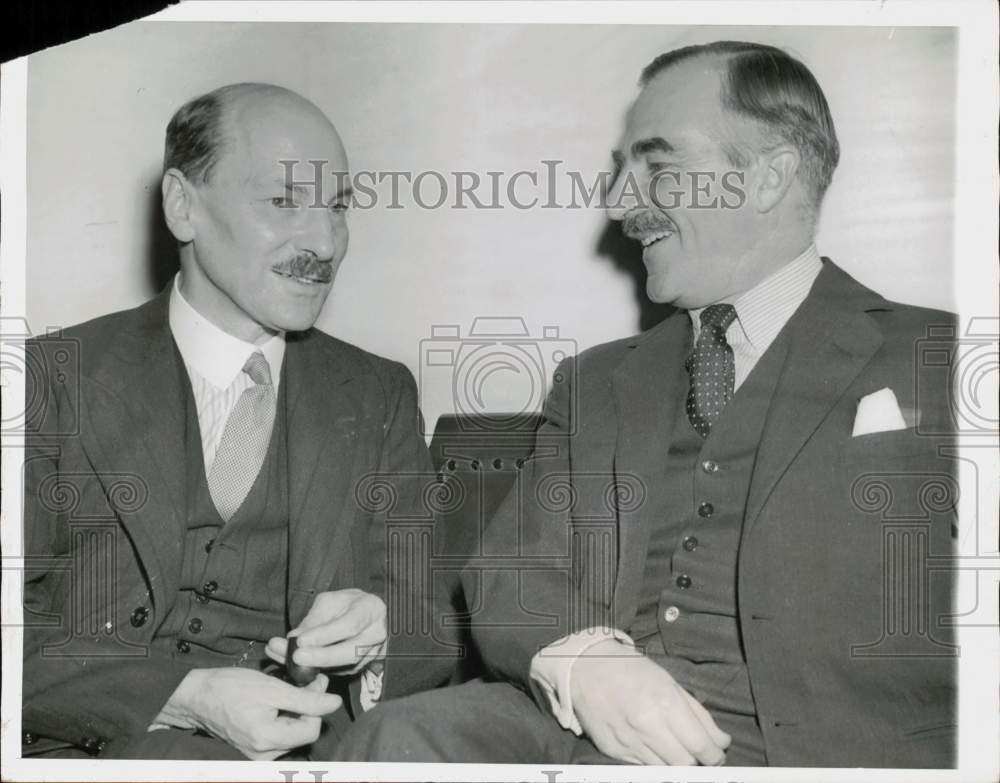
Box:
[276,314,322,333]
[262,306,324,334]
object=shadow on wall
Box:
[596,219,675,332]
[145,174,180,296]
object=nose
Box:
[299,207,342,261]
[605,164,641,223]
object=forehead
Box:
[623,57,730,150]
[217,96,349,184]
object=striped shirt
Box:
[688,244,823,391]
[167,277,285,474]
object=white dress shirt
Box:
[530,245,824,735]
[168,276,285,474]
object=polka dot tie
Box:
[207,352,277,522]
[685,304,737,438]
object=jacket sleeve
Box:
[376,361,464,699]
[461,355,599,691]
[22,338,191,749]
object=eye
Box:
[329,201,349,214]
[270,196,298,209]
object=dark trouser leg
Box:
[317,680,614,763]
[101,729,246,760]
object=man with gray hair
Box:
[335,41,957,768]
[23,82,454,760]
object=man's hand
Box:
[266,588,386,676]
[153,668,342,760]
[570,639,731,766]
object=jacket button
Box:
[129,606,149,627]
[663,606,680,623]
[682,536,698,552]
[676,574,692,589]
[203,581,218,595]
[80,735,103,754]
[697,502,714,518]
[23,731,37,745]
[176,639,191,654]
[188,618,203,634]
[701,459,719,474]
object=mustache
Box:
[272,252,334,283]
[621,209,675,240]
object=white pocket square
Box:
[852,387,908,437]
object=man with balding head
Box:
[22,83,453,760]
[335,41,957,768]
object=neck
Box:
[745,211,816,285]
[177,262,275,346]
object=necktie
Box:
[208,352,277,522]
[685,303,738,438]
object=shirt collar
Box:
[688,244,823,353]
[168,275,285,390]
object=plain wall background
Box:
[26,22,957,433]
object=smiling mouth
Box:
[273,269,331,285]
[640,230,674,248]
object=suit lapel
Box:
[743,261,887,539]
[610,313,691,625]
[83,290,189,602]
[284,332,366,624]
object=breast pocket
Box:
[843,427,933,460]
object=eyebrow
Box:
[279,180,353,205]
[631,137,676,157]
[611,137,679,169]
[332,183,353,203]
[284,183,312,198]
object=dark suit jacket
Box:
[22,288,456,754]
[465,260,957,768]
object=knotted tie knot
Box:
[699,303,738,337]
[243,351,273,386]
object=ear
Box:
[754,146,800,213]
[161,168,197,243]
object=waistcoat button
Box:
[129,606,149,627]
